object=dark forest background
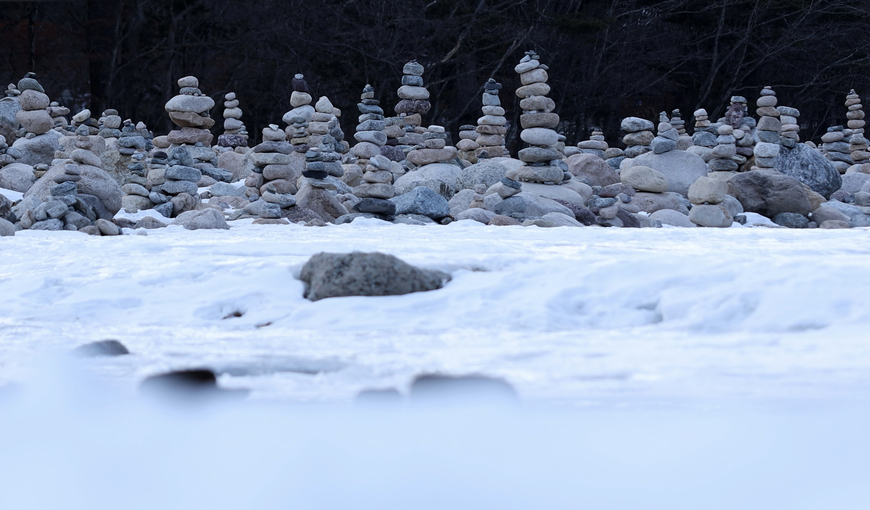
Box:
[2,0,869,150]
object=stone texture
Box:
[729,169,812,217]
[622,150,708,196]
[300,252,450,301]
[620,165,668,193]
[566,153,620,186]
[390,186,450,220]
[774,143,842,198]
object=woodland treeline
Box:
[2,0,870,150]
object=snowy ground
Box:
[2,218,869,406]
[2,220,869,508]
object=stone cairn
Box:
[283,74,315,154]
[310,96,346,158]
[352,84,388,167]
[621,117,655,159]
[48,101,70,130]
[753,86,781,170]
[687,175,732,228]
[576,127,608,159]
[118,119,149,157]
[406,125,456,167]
[394,60,431,136]
[353,154,397,217]
[651,112,679,154]
[708,124,738,172]
[98,109,122,139]
[244,124,297,204]
[604,144,625,171]
[508,50,566,184]
[726,97,756,164]
[151,146,202,218]
[15,73,53,138]
[846,90,870,173]
[218,92,248,148]
[0,134,11,167]
[670,109,693,150]
[160,76,215,148]
[476,78,507,159]
[821,125,851,173]
[456,124,479,162]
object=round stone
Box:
[520,128,559,146]
[177,76,199,88]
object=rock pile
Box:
[394,60,431,129]
[845,90,870,173]
[15,73,53,137]
[575,127,608,159]
[708,124,739,172]
[160,76,214,148]
[97,108,122,139]
[217,92,248,148]
[282,74,315,153]
[353,154,397,216]
[821,125,852,173]
[243,124,298,205]
[687,176,732,227]
[651,112,679,154]
[352,84,388,165]
[753,86,781,170]
[147,146,203,217]
[48,101,70,130]
[508,50,565,184]
[117,119,149,157]
[475,78,507,159]
[778,106,801,146]
[621,117,655,158]
[456,124,479,162]
[670,110,693,150]
[310,96,347,156]
[406,125,457,167]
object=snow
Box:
[2,221,869,405]
[0,187,23,202]
[2,221,869,508]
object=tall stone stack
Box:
[456,124,479,162]
[846,91,870,172]
[218,92,248,148]
[313,96,347,156]
[152,146,202,217]
[475,78,507,159]
[352,85,388,167]
[355,153,396,204]
[15,73,54,137]
[621,117,655,159]
[162,76,215,148]
[650,112,679,154]
[753,87,781,170]
[708,124,738,172]
[394,60,431,131]
[693,108,711,132]
[282,74,315,153]
[777,106,801,148]
[118,119,148,157]
[576,127,608,159]
[687,176,732,228]
[821,126,851,173]
[244,124,298,200]
[508,50,565,184]
[98,109,122,139]
[727,97,756,162]
[670,109,693,150]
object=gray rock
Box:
[10,133,60,166]
[95,218,121,236]
[26,163,123,214]
[839,173,870,194]
[729,170,811,217]
[649,209,695,227]
[631,191,690,215]
[208,182,247,197]
[393,163,462,199]
[821,200,870,227]
[0,217,14,236]
[72,340,130,357]
[721,195,744,218]
[159,179,199,196]
[774,143,841,198]
[621,117,654,133]
[493,192,574,219]
[456,208,496,224]
[300,251,450,301]
[164,165,203,182]
[623,149,708,196]
[448,189,476,217]
[689,204,733,227]
[31,218,64,230]
[773,212,809,228]
[390,186,450,220]
[458,160,507,190]
[295,185,348,222]
[172,208,230,230]
[810,205,850,225]
[566,153,620,187]
[0,162,35,192]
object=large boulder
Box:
[171,208,230,230]
[774,143,841,198]
[729,169,811,217]
[300,251,450,301]
[0,162,35,192]
[457,159,507,190]
[492,192,574,219]
[393,163,462,199]
[566,153,619,187]
[390,186,450,220]
[819,200,870,227]
[622,149,708,196]
[25,163,123,214]
[631,191,690,215]
[10,132,60,167]
[520,182,591,208]
[839,173,870,194]
[295,185,349,222]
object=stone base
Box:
[506,164,564,184]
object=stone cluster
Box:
[352,85,388,165]
[821,125,852,173]
[405,125,457,167]
[244,124,298,204]
[753,86,781,170]
[651,112,679,154]
[117,119,149,156]
[621,117,655,158]
[394,60,431,128]
[159,76,215,147]
[145,147,203,217]
[15,73,53,137]
[282,74,315,152]
[475,78,507,159]
[310,96,346,156]
[48,101,70,130]
[575,127,608,159]
[708,124,739,172]
[455,124,479,162]
[354,153,397,215]
[687,176,732,227]
[669,109,693,150]
[508,50,565,184]
[778,106,801,146]
[218,92,248,148]
[845,90,870,173]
